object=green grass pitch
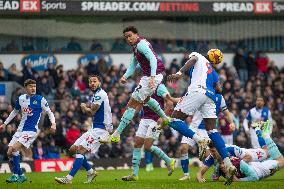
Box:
[0,167,284,189]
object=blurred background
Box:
[0,0,283,172]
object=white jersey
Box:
[187,52,218,100]
[16,94,51,132]
[243,106,272,148]
[243,107,272,131]
[91,88,112,129]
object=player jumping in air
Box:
[109,26,170,142]
[160,49,237,185]
[121,84,179,181]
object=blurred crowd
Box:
[0,49,283,161]
[1,36,284,53]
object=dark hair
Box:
[24,79,36,87]
[89,74,102,82]
[123,26,138,34]
[208,141,215,149]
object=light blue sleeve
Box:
[137,40,157,76]
[157,84,169,97]
[239,160,259,181]
[124,55,137,79]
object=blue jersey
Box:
[91,88,112,129]
[16,94,51,132]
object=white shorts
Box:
[174,91,216,118]
[181,128,209,147]
[246,148,268,162]
[9,131,37,148]
[132,74,163,102]
[136,119,160,140]
[73,128,109,154]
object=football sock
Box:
[150,146,171,165]
[208,129,228,160]
[180,153,189,174]
[117,107,136,134]
[68,154,84,180]
[132,148,141,176]
[147,98,167,118]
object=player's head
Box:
[89,75,102,91]
[207,49,223,68]
[123,26,139,46]
[24,79,36,96]
[256,96,265,109]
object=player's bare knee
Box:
[76,146,87,154]
[181,144,189,154]
[144,140,153,151]
[69,145,78,154]
[128,98,141,109]
[134,137,144,148]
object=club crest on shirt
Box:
[33,100,38,105]
[23,107,33,116]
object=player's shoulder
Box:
[189,52,204,59]
[34,94,44,100]
[18,94,26,100]
[137,39,150,49]
[95,88,108,99]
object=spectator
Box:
[246,51,258,78]
[0,62,9,81]
[256,51,269,73]
[4,40,19,52]
[90,40,103,52]
[169,58,180,73]
[47,139,60,159]
[66,38,82,51]
[65,122,80,148]
[22,38,34,51]
[74,73,86,93]
[22,61,37,82]
[32,140,48,160]
[8,63,23,83]
[233,49,248,85]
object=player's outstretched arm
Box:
[196,165,209,183]
[168,55,198,82]
[41,97,56,133]
[122,55,138,83]
[0,109,19,130]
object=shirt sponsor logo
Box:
[20,0,40,13]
